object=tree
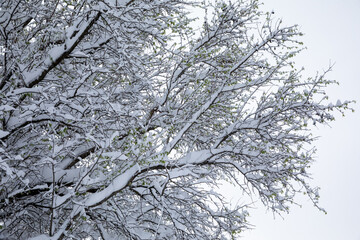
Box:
[0,0,352,239]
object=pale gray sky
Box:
[241,0,360,239]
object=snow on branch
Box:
[0,0,353,239]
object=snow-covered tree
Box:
[0,0,352,239]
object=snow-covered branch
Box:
[0,0,352,239]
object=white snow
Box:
[0,130,9,138]
[84,165,138,207]
[0,105,15,111]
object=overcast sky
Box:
[239,0,360,239]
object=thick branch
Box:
[24,11,101,88]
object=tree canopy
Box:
[0,0,351,239]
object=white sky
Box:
[239,0,360,239]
